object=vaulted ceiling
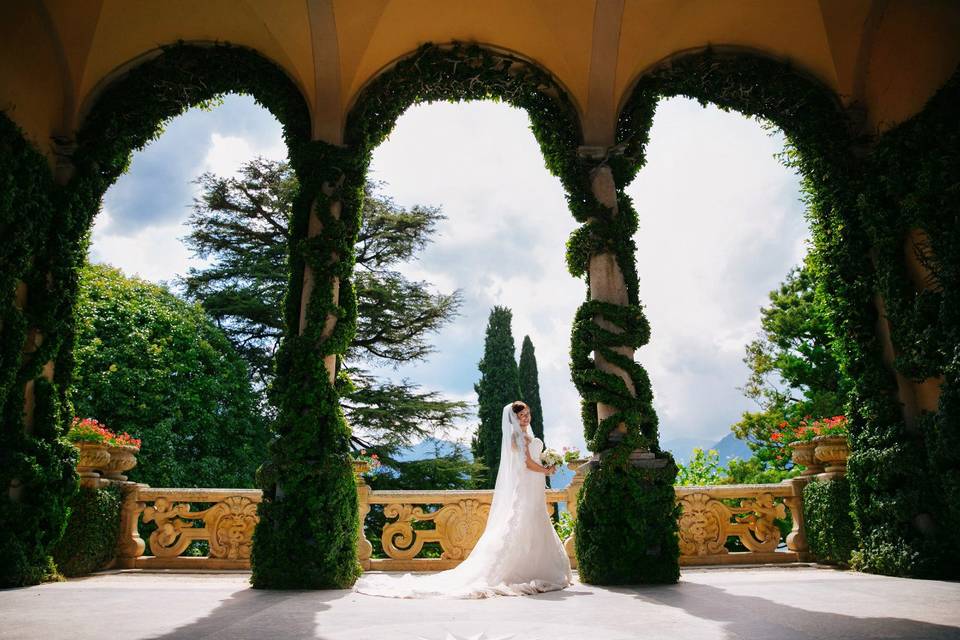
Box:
[2,0,958,154]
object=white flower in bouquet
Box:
[540,448,563,469]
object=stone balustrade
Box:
[114,462,809,570]
[675,481,808,565]
[115,486,261,570]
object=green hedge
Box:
[851,68,960,578]
[803,478,856,566]
[0,113,79,588]
[52,484,121,577]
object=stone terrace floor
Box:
[1,566,959,640]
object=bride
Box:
[353,401,573,599]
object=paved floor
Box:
[1,566,958,640]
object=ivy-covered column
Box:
[0,115,81,587]
[250,141,364,589]
[568,147,680,585]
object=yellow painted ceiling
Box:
[1,0,958,153]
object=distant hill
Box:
[712,431,752,463]
[394,436,578,490]
[663,432,752,466]
[393,437,472,462]
[661,435,715,465]
[394,431,753,483]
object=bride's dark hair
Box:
[511,401,528,415]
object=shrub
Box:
[52,484,122,577]
[803,477,856,566]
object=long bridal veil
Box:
[352,402,570,598]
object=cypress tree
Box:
[518,335,549,488]
[472,306,520,488]
[518,335,545,442]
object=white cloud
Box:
[91,97,289,285]
[203,132,286,177]
[90,95,809,457]
[89,207,196,285]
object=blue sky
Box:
[90,95,808,456]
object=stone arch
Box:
[72,42,312,189]
[0,41,313,588]
[611,46,945,576]
[344,42,584,180]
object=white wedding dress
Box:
[353,403,573,599]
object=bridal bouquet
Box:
[540,448,563,469]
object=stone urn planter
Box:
[104,444,140,481]
[789,441,824,477]
[75,442,111,481]
[814,435,849,476]
[352,459,371,483]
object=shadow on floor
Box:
[145,585,349,640]
[612,579,959,639]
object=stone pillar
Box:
[115,483,147,569]
[297,191,343,384]
[586,161,636,442]
[10,138,75,504]
[563,459,590,569]
[781,477,809,555]
[354,468,373,570]
[572,147,678,585]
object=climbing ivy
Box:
[854,68,960,578]
[803,477,856,566]
[617,48,959,579]
[345,42,679,584]
[0,42,316,588]
[0,113,78,587]
[4,37,955,588]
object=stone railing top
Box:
[365,488,569,503]
[132,484,793,503]
[673,483,797,498]
[136,487,263,502]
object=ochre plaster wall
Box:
[2,1,959,159]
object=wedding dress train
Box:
[352,404,573,599]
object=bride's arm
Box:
[525,454,551,474]
[512,430,552,474]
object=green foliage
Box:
[0,113,79,588]
[722,457,799,485]
[804,478,856,566]
[574,461,680,585]
[72,263,267,488]
[553,510,575,541]
[182,158,468,457]
[675,448,725,486]
[363,443,482,558]
[519,335,548,487]
[676,447,799,486]
[472,307,521,488]
[51,484,121,577]
[371,445,483,492]
[852,67,960,579]
[733,260,852,471]
[518,336,546,442]
[616,47,960,579]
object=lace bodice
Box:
[526,435,543,464]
